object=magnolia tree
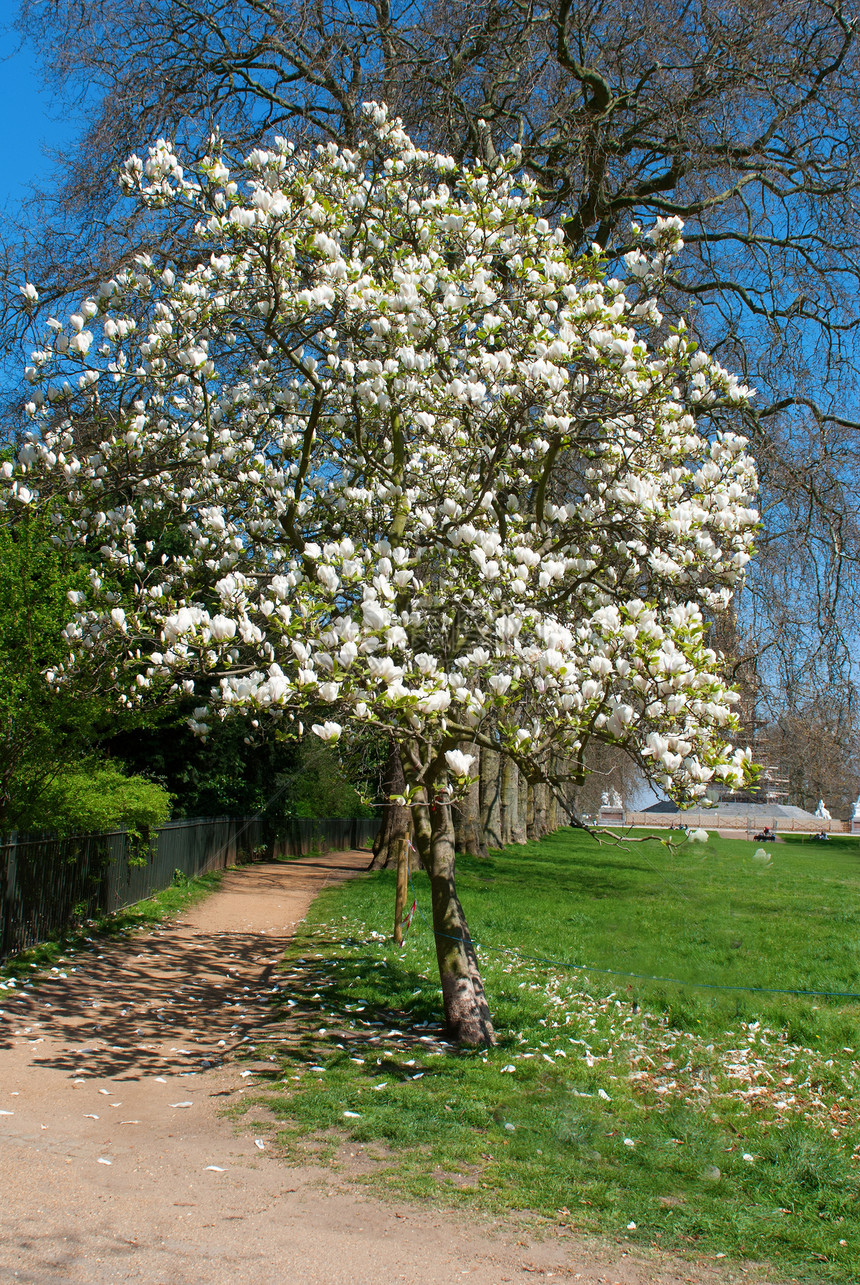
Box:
[2,106,757,1043]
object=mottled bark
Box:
[530,780,549,840]
[547,781,559,833]
[412,796,495,1046]
[544,755,559,832]
[393,836,409,944]
[517,769,529,844]
[452,742,487,857]
[368,739,412,870]
[480,747,503,849]
[500,754,519,846]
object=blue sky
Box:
[0,27,80,208]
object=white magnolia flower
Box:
[209,615,237,641]
[311,721,342,742]
[444,750,476,777]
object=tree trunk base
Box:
[440,967,495,1045]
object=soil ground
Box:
[0,852,770,1285]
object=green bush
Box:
[19,762,171,836]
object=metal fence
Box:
[0,813,379,963]
[270,816,380,858]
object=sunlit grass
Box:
[253,827,860,1283]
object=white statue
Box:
[814,799,831,820]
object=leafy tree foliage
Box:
[104,706,376,819]
[17,760,171,835]
[0,504,100,828]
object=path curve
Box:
[1,853,750,1284]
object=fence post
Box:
[1,832,19,959]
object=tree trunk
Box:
[480,747,503,849]
[516,769,529,844]
[413,796,495,1046]
[393,836,409,944]
[547,758,560,833]
[500,755,521,846]
[530,780,548,840]
[453,742,487,857]
[368,739,412,870]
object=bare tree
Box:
[767,702,860,818]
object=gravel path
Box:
[0,852,761,1284]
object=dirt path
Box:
[0,853,760,1285]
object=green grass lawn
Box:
[250,827,860,1283]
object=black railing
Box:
[0,814,379,962]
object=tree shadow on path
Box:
[0,854,368,1082]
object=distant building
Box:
[641,798,820,829]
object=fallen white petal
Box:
[205,1165,226,1172]
[97,1157,112,1165]
[343,1111,361,1118]
[170,1101,193,1108]
[254,1138,266,1150]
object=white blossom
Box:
[445,750,476,777]
[311,721,342,743]
[0,107,757,806]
